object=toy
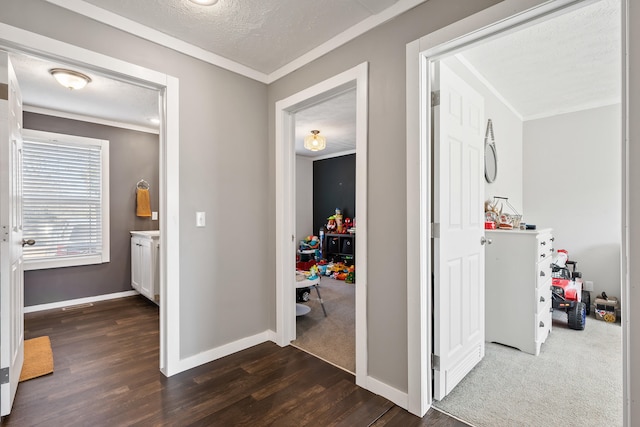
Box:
[551,250,590,330]
[326,215,336,232]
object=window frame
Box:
[21,129,110,271]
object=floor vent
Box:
[62,303,94,311]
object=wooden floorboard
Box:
[4,296,468,426]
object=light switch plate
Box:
[196,211,206,227]
[152,211,158,220]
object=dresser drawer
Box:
[536,256,553,289]
[536,299,552,342]
[537,234,554,261]
[536,285,552,313]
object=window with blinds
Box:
[22,129,110,270]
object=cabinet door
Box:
[131,238,142,291]
[138,239,153,299]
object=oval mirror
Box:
[485,143,497,183]
[484,119,497,183]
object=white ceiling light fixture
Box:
[49,68,92,90]
[304,130,326,152]
[189,0,219,5]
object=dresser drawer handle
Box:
[540,271,546,277]
[540,253,546,258]
[551,237,555,242]
[540,296,545,303]
[539,321,545,328]
[541,241,546,246]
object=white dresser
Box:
[485,228,554,355]
[130,230,160,304]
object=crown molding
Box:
[44,0,427,84]
[43,0,269,83]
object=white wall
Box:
[523,104,621,300]
[296,156,314,243]
[442,56,524,214]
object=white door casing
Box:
[432,61,485,400]
[0,52,24,416]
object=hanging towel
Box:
[136,188,152,217]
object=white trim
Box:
[406,0,629,418]
[42,0,426,84]
[23,105,160,135]
[299,149,357,162]
[42,0,267,83]
[363,375,409,409]
[275,62,369,388]
[0,23,180,378]
[455,53,524,121]
[267,0,426,83]
[621,1,629,425]
[174,331,270,374]
[23,290,139,313]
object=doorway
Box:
[275,62,369,387]
[406,0,628,420]
[0,24,180,394]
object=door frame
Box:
[0,23,182,376]
[406,0,629,418]
[275,62,368,386]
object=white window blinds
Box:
[22,130,110,270]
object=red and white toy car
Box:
[551,250,590,330]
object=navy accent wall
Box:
[313,154,356,235]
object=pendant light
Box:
[304,130,326,152]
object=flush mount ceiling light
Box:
[189,0,219,5]
[304,130,326,152]
[50,68,92,90]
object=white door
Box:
[432,61,485,400]
[0,52,25,416]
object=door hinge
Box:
[0,367,8,385]
[431,354,440,371]
[431,223,440,239]
[431,90,440,107]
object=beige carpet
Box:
[293,276,355,372]
[433,310,622,426]
[19,336,54,382]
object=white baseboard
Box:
[366,375,409,409]
[24,290,139,313]
[266,329,278,343]
[174,331,271,374]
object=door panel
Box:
[0,52,25,416]
[433,61,485,401]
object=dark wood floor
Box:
[4,296,468,426]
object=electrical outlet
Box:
[585,280,594,292]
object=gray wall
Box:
[1,0,269,360]
[295,155,313,243]
[267,0,502,392]
[523,105,621,302]
[22,112,159,306]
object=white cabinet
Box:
[485,228,554,355]
[131,231,160,304]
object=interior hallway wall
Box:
[267,0,503,393]
[23,112,159,306]
[296,155,313,243]
[523,104,622,301]
[1,0,269,359]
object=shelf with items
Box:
[323,233,355,261]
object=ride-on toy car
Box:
[551,250,590,330]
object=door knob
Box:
[22,238,35,247]
[480,236,492,245]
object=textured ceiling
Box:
[11,0,621,142]
[79,0,402,74]
[458,0,620,120]
[295,89,357,158]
